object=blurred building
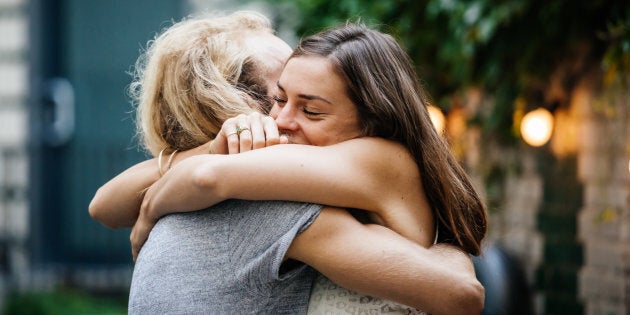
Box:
[0,0,628,314]
[3,0,190,300]
[1,0,30,308]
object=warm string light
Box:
[427,105,445,134]
[520,108,554,147]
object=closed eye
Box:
[302,108,322,116]
[273,95,287,104]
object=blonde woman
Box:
[90,11,288,226]
[90,12,484,314]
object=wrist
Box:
[144,205,161,223]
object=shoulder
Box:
[331,137,406,151]
[330,137,418,178]
[331,137,414,164]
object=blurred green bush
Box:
[4,289,127,315]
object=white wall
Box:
[0,0,29,312]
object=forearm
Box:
[90,145,209,228]
[140,154,229,220]
[317,233,483,315]
[332,230,483,315]
[179,141,397,212]
[209,141,432,244]
[199,144,379,209]
[145,139,433,244]
[89,159,159,228]
[289,207,484,315]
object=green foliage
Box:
[4,289,127,315]
[601,8,630,85]
[270,0,630,144]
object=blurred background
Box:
[0,0,628,314]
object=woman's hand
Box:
[129,154,223,261]
[209,112,287,154]
[129,156,204,261]
[130,199,156,262]
[129,112,286,260]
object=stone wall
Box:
[577,78,630,314]
[536,153,583,314]
[463,84,589,314]
[458,88,545,313]
[479,76,629,314]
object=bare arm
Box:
[89,159,159,228]
[89,144,209,228]
[89,113,281,229]
[141,138,433,244]
[287,207,484,315]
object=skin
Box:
[134,56,435,249]
[91,34,484,315]
[131,56,482,314]
[247,32,293,104]
[271,56,364,146]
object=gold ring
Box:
[225,131,238,137]
[236,126,250,136]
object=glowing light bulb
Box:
[521,108,554,147]
[427,105,445,134]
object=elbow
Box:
[89,188,130,229]
[88,191,117,229]
[465,278,485,315]
[449,277,485,315]
[88,191,104,222]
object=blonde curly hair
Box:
[131,11,275,156]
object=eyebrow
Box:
[276,82,333,105]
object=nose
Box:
[271,103,299,131]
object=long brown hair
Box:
[292,24,488,255]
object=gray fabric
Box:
[128,199,322,315]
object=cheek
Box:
[290,123,321,146]
[333,119,363,142]
[304,123,349,146]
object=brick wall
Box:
[577,78,630,315]
[464,73,630,315]
[536,153,583,314]
[0,0,29,311]
[460,88,545,313]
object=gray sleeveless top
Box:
[128,199,321,314]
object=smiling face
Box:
[269,56,363,146]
